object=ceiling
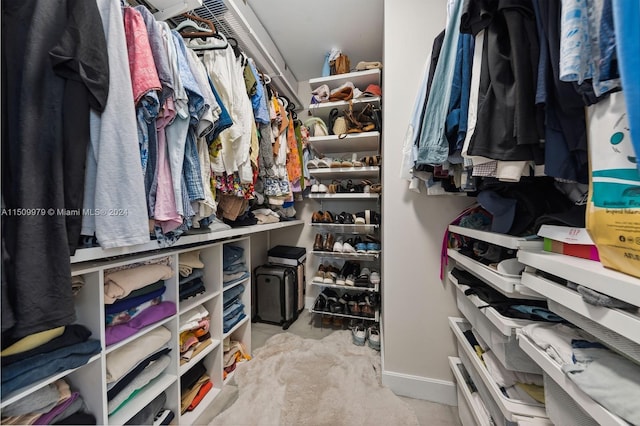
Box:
[245,0,384,82]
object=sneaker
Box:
[342,238,356,253]
[333,239,344,253]
[355,268,371,287]
[352,324,366,346]
[312,264,326,283]
[369,270,381,286]
[367,325,381,350]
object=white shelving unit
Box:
[449,317,550,424]
[306,69,382,327]
[308,166,380,180]
[449,225,544,251]
[516,249,640,425]
[309,193,380,200]
[309,68,381,91]
[448,248,543,299]
[308,131,380,155]
[449,356,494,426]
[518,334,627,426]
[2,224,293,424]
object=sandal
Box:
[370,183,382,193]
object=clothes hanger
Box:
[226,37,242,58]
[187,32,229,51]
[177,13,217,38]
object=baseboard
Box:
[382,371,457,406]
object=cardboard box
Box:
[538,225,600,261]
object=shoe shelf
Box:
[449,317,549,424]
[311,223,379,234]
[448,249,543,300]
[309,307,379,322]
[521,270,640,346]
[309,193,380,200]
[448,225,543,251]
[517,333,627,426]
[308,97,381,123]
[311,250,379,261]
[310,281,379,292]
[518,250,640,307]
[448,357,494,426]
[308,166,380,180]
[309,69,381,91]
[308,131,380,155]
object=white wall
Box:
[381,0,472,405]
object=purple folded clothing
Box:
[105,302,176,346]
[34,392,79,425]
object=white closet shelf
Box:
[518,250,640,307]
[222,277,251,293]
[308,131,380,154]
[309,193,380,200]
[0,354,101,409]
[70,220,304,264]
[179,290,221,314]
[450,272,535,336]
[309,308,379,322]
[448,225,543,250]
[179,339,221,377]
[517,333,628,426]
[448,356,493,426]
[308,166,380,180]
[104,316,176,355]
[179,386,221,425]
[448,249,543,299]
[310,223,379,234]
[521,271,640,345]
[308,97,381,123]
[449,317,548,422]
[310,281,379,292]
[223,370,236,385]
[107,373,177,426]
[222,315,249,339]
[311,250,379,261]
[309,69,381,91]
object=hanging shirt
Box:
[206,76,233,143]
[416,0,465,165]
[2,0,108,341]
[285,113,302,185]
[82,0,149,249]
[134,6,174,104]
[185,48,220,138]
[247,59,270,124]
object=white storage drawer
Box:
[543,373,599,426]
[449,356,494,426]
[452,273,542,374]
[450,317,550,426]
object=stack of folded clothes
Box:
[222,337,251,380]
[1,378,96,425]
[522,323,640,425]
[179,251,206,301]
[105,327,172,416]
[124,392,174,426]
[223,245,249,288]
[222,285,246,333]
[180,361,212,414]
[1,324,101,397]
[179,306,212,365]
[104,263,176,346]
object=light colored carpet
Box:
[210,331,420,426]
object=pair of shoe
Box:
[354,210,381,225]
[333,238,358,253]
[354,268,381,288]
[313,233,335,252]
[336,261,360,286]
[351,323,381,350]
[312,263,340,284]
[354,235,381,254]
[312,211,333,223]
[348,292,379,318]
[310,183,328,193]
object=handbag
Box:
[330,54,351,75]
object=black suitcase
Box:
[253,264,298,330]
[267,246,306,313]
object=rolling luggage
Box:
[267,245,306,313]
[253,264,298,330]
